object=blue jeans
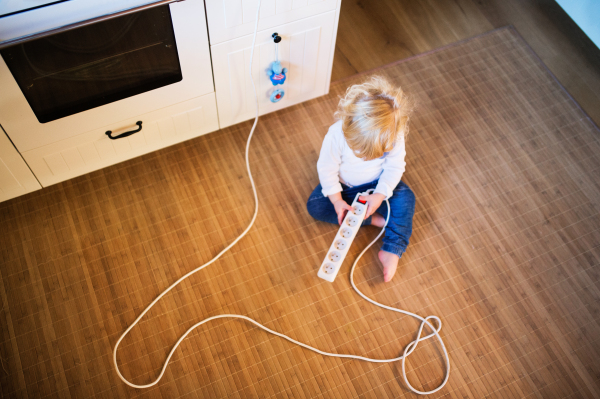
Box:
[306,180,415,257]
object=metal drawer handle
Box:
[105,121,142,140]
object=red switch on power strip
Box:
[358,197,367,205]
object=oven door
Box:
[0,0,213,152]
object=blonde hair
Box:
[335,76,413,160]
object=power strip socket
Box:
[318,192,369,282]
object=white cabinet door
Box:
[205,0,339,44]
[21,93,219,187]
[212,11,337,128]
[0,127,41,202]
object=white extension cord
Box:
[113,1,450,394]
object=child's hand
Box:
[359,193,386,219]
[332,199,353,225]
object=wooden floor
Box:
[334,0,600,126]
[2,28,600,398]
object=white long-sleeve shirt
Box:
[317,120,406,199]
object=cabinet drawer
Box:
[212,10,337,128]
[205,0,339,44]
[22,93,219,187]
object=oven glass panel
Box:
[0,5,182,123]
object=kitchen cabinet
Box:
[0,0,341,200]
[21,94,219,187]
[0,127,41,202]
[205,0,338,44]
[211,10,338,128]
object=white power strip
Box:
[318,193,369,282]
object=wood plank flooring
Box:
[333,0,600,126]
[1,28,600,398]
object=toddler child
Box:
[306,76,415,282]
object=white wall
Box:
[556,0,600,49]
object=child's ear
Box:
[399,115,409,127]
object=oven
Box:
[0,0,215,156]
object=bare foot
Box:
[378,250,399,282]
[370,213,385,228]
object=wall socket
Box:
[318,193,368,282]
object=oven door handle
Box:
[105,121,143,140]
